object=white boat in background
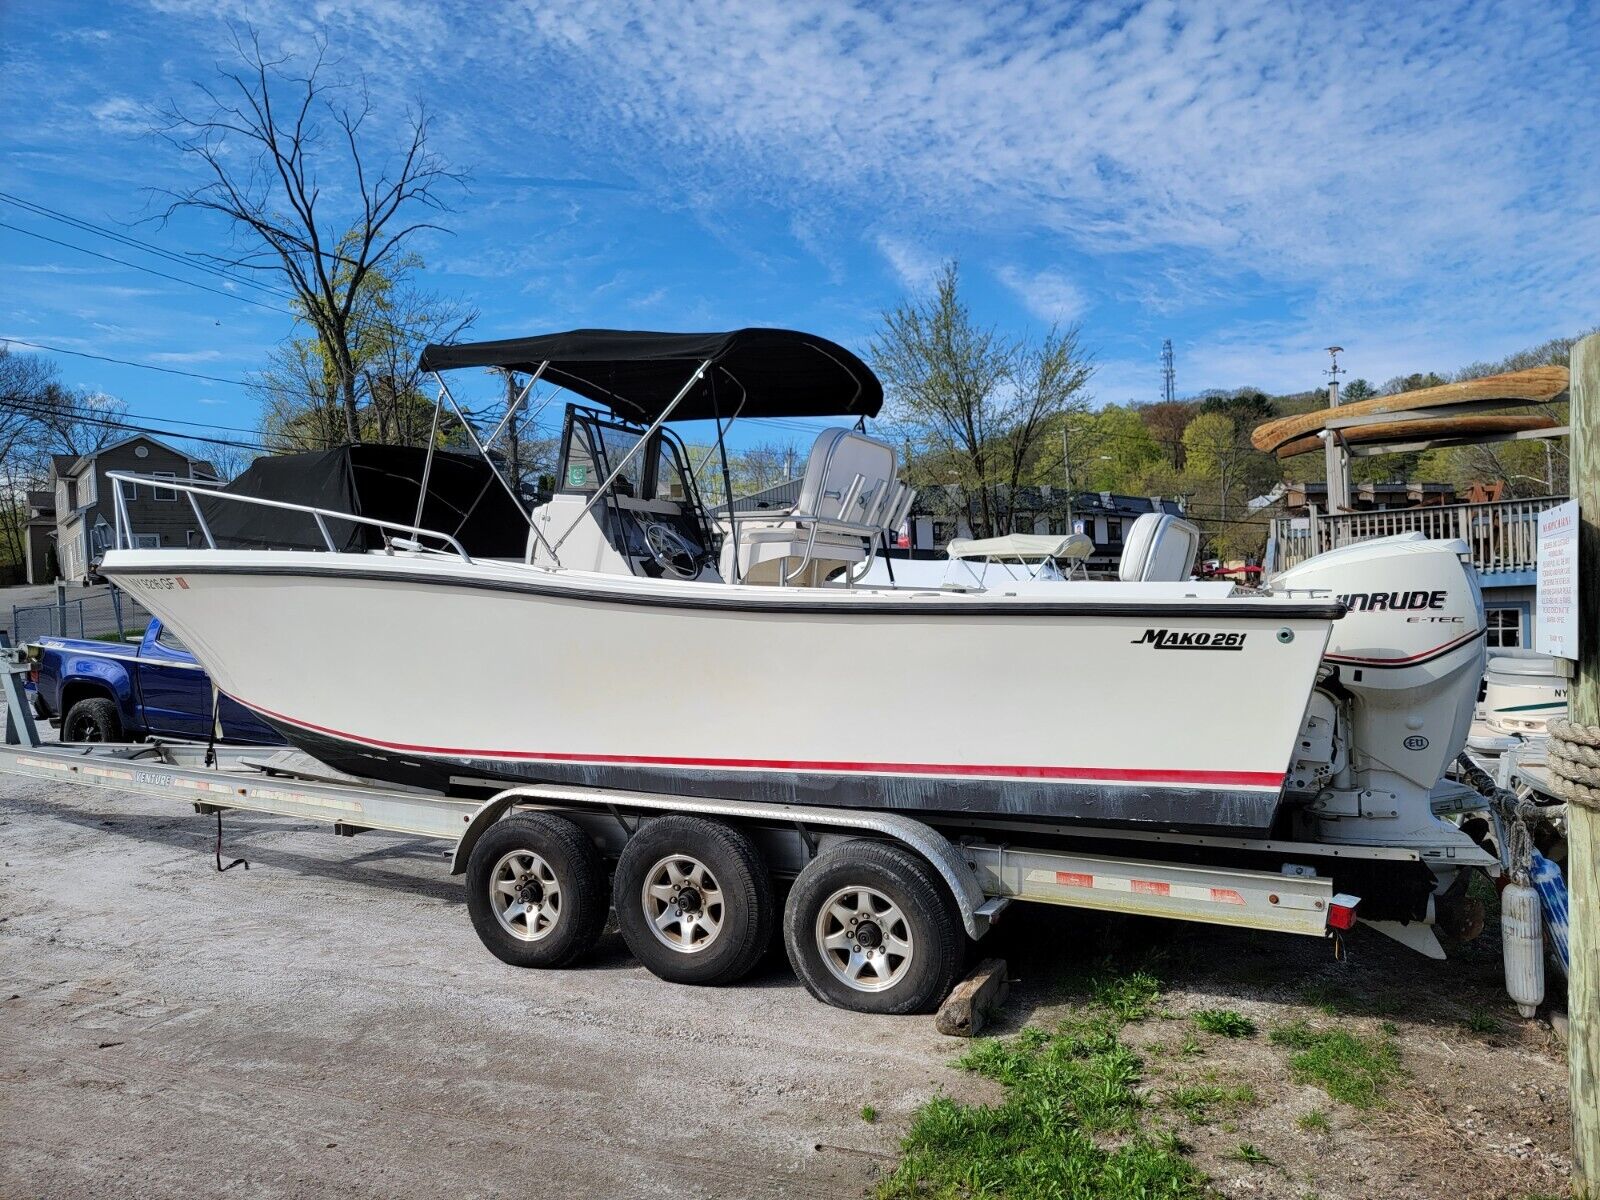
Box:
[100,328,1487,865]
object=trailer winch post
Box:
[1,633,41,750]
[1568,332,1600,1191]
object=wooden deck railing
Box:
[1269,496,1564,574]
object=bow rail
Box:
[106,470,474,563]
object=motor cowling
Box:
[1275,534,1486,849]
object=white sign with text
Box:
[1536,499,1579,660]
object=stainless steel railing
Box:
[106,471,474,562]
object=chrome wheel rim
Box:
[641,855,724,954]
[815,885,914,993]
[490,849,562,942]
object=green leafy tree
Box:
[872,262,1094,538]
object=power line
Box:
[1,393,269,452]
[0,193,450,351]
[0,388,263,437]
[0,191,296,302]
[1,336,252,387]
[0,220,286,315]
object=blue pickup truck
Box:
[32,619,285,746]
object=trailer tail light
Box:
[1327,893,1360,931]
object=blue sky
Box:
[3,0,1597,451]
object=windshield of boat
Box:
[563,418,645,497]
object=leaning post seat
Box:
[1117,513,1202,582]
[724,428,915,586]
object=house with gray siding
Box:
[49,435,216,582]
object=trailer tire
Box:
[784,840,962,1016]
[61,697,122,744]
[612,816,773,987]
[466,812,607,969]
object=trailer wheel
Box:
[783,841,962,1015]
[612,816,773,986]
[61,697,122,744]
[465,812,607,969]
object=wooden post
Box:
[1569,332,1600,1191]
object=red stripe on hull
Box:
[242,699,1286,791]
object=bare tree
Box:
[156,27,464,442]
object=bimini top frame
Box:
[416,327,886,572]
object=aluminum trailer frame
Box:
[2,634,1355,953]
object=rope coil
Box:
[1547,719,1600,811]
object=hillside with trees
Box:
[867,262,1586,560]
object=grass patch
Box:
[1092,971,1161,1022]
[1296,1108,1331,1134]
[1269,1021,1403,1109]
[1463,1008,1500,1035]
[1192,1009,1256,1038]
[861,1104,878,1123]
[1231,1143,1271,1165]
[879,974,1207,1199]
[1168,1083,1259,1124]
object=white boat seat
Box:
[1118,513,1201,582]
[724,427,915,586]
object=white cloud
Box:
[8,0,1597,402]
[997,266,1087,324]
[873,234,942,291]
[148,349,226,363]
[89,96,143,134]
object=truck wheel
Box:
[612,816,773,986]
[783,841,962,1015]
[466,812,607,969]
[61,697,122,744]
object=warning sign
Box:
[1536,499,1579,660]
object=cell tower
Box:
[1160,339,1176,405]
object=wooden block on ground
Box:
[935,957,1009,1038]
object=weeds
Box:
[1269,1021,1403,1109]
[1192,1009,1257,1038]
[1232,1143,1272,1165]
[1463,1008,1500,1035]
[1296,1109,1331,1134]
[1168,1083,1259,1124]
[861,1105,878,1123]
[878,972,1207,1199]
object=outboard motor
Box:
[1275,534,1487,864]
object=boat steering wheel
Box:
[643,521,701,580]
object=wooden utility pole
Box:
[1570,332,1600,1191]
[501,369,523,495]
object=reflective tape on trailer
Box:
[1036,869,1247,905]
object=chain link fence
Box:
[10,586,154,646]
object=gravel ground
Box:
[0,717,1573,1199]
[0,773,984,1199]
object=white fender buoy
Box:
[1501,878,1545,1019]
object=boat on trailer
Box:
[99,326,1487,859]
[74,324,1517,1012]
[98,328,1355,838]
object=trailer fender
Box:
[449,784,997,939]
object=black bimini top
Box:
[417,328,882,424]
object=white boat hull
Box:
[103,551,1340,834]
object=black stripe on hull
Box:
[265,719,1284,837]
